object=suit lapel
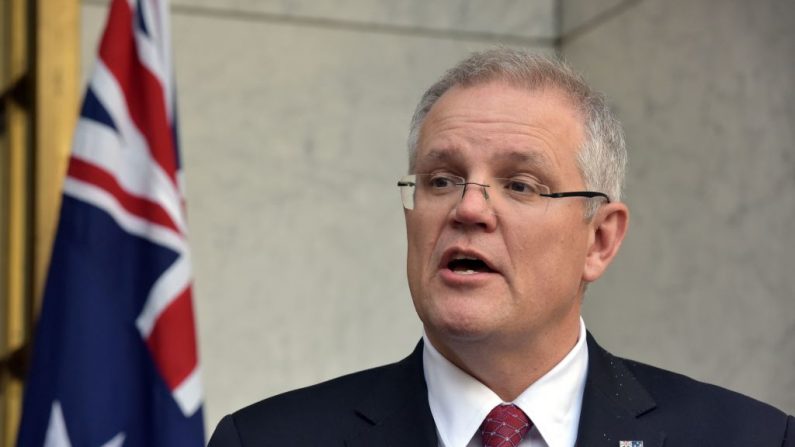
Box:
[346,341,438,447]
[576,333,666,447]
[344,335,666,447]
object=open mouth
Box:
[446,256,495,275]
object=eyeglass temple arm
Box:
[540,191,611,203]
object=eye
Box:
[502,177,546,195]
[427,174,461,190]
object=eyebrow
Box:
[419,148,554,170]
[420,149,458,164]
[494,150,554,170]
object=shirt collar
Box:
[423,318,589,447]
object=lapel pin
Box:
[619,442,644,447]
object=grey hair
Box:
[407,48,627,217]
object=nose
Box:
[451,182,497,231]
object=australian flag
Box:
[17,0,204,445]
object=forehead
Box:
[415,81,585,177]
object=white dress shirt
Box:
[423,318,589,447]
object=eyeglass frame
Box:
[397,174,610,210]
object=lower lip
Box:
[438,268,500,286]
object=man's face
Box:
[405,81,595,352]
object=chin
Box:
[422,301,498,343]
[412,280,509,341]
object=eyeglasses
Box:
[397,174,610,211]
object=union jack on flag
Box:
[17,0,204,445]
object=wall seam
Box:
[557,0,644,48]
[82,0,556,47]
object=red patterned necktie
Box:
[480,404,532,447]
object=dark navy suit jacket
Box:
[208,334,794,446]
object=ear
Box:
[582,202,629,282]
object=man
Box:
[209,48,793,446]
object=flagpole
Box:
[32,0,80,316]
[1,0,33,443]
[0,0,79,444]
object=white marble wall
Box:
[81,0,555,434]
[563,0,795,414]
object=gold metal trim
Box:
[1,0,32,442]
[34,0,80,312]
[1,0,79,442]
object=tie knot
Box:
[480,404,531,447]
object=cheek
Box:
[405,215,441,320]
[507,230,551,279]
[506,220,587,287]
[405,213,438,279]
[405,217,423,260]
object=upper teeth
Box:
[454,255,479,260]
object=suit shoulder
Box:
[211,348,426,446]
[232,364,395,424]
[620,356,790,424]
[582,334,793,445]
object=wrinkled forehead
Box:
[445,76,587,120]
[415,80,585,144]
[413,82,586,177]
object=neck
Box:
[426,318,581,402]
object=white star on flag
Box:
[44,401,126,447]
